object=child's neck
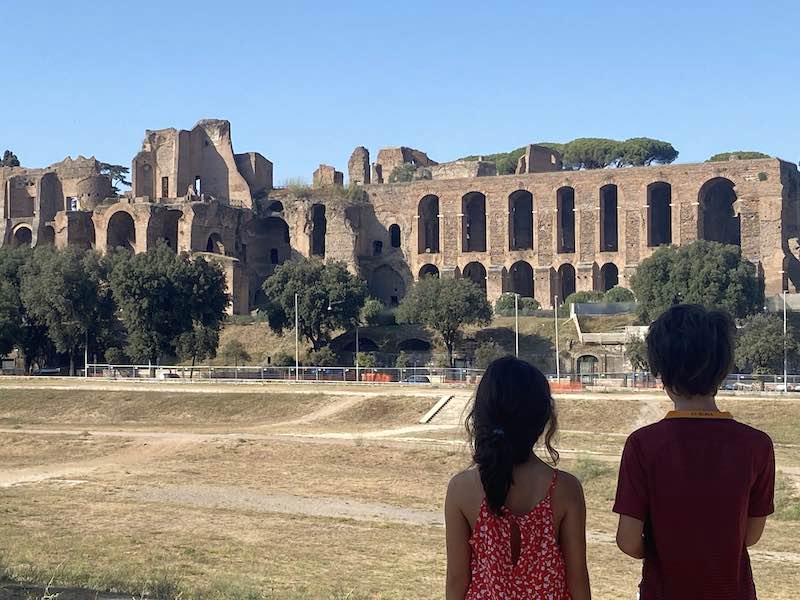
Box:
[668,391,720,412]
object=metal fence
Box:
[65,364,800,392]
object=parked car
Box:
[32,368,61,376]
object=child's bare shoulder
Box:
[554,469,585,503]
[448,466,479,494]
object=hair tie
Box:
[492,428,505,437]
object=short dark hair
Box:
[646,304,735,397]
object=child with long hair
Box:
[445,356,591,599]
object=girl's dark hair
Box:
[466,356,559,515]
[646,304,735,397]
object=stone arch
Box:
[507,260,534,297]
[577,354,599,375]
[600,262,619,292]
[389,224,401,249]
[462,192,486,252]
[206,233,225,254]
[11,224,33,248]
[398,338,432,352]
[557,263,576,302]
[698,178,740,245]
[556,186,576,253]
[418,195,439,254]
[267,200,284,212]
[369,264,406,306]
[419,263,439,278]
[160,209,182,252]
[463,261,487,294]
[599,184,618,252]
[39,225,55,246]
[310,204,326,257]
[508,190,533,250]
[107,211,136,252]
[647,182,672,247]
[342,337,379,352]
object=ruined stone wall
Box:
[430,160,496,180]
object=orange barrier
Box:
[549,381,584,392]
[361,373,392,383]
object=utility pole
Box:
[294,293,299,382]
[554,295,561,381]
[784,289,788,394]
[355,325,360,382]
[84,329,89,379]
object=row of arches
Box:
[414,259,621,304]
[416,178,741,255]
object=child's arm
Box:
[616,515,645,558]
[559,473,591,600]
[445,474,471,599]
[745,516,767,547]
[746,434,775,547]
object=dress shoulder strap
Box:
[547,468,559,497]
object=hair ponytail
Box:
[467,356,559,515]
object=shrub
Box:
[271,351,295,367]
[395,351,411,369]
[306,346,338,366]
[388,164,432,183]
[360,297,384,326]
[564,290,605,305]
[473,341,507,369]
[495,292,541,316]
[624,335,649,371]
[603,286,635,303]
[357,352,376,367]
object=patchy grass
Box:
[323,396,432,427]
[775,474,800,521]
[717,398,800,445]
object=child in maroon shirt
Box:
[614,304,775,600]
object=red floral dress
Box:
[465,470,570,599]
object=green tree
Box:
[110,244,229,363]
[357,352,377,368]
[20,247,115,375]
[604,286,635,303]
[624,335,649,371]
[494,292,541,316]
[563,138,620,169]
[618,138,679,166]
[396,277,492,366]
[176,324,219,370]
[473,341,507,369]
[736,313,798,374]
[0,150,20,167]
[360,297,384,327]
[221,339,251,366]
[306,346,338,366]
[708,151,771,162]
[99,162,131,194]
[271,351,295,367]
[261,259,367,350]
[631,241,763,323]
[394,351,411,369]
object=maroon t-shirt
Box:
[613,411,775,600]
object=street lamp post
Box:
[783,290,788,394]
[294,293,299,382]
[514,293,519,357]
[554,295,560,381]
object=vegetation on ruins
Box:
[98,162,131,194]
[261,258,367,350]
[388,163,432,183]
[0,149,20,167]
[630,240,764,323]
[603,286,636,303]
[708,151,771,162]
[109,243,229,364]
[396,276,492,366]
[360,297,385,326]
[306,346,337,366]
[220,338,251,366]
[624,335,649,371]
[461,137,678,173]
[562,287,635,306]
[736,313,799,375]
[494,292,541,316]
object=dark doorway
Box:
[558,263,576,302]
[463,261,487,294]
[557,187,575,253]
[389,224,401,248]
[647,182,672,246]
[311,204,326,257]
[600,262,619,292]
[509,190,533,250]
[418,195,439,253]
[419,264,439,278]
[508,261,534,297]
[462,192,487,252]
[600,184,618,252]
[699,178,740,245]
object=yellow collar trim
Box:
[664,410,734,420]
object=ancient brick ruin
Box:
[2,118,799,315]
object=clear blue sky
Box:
[3,0,798,183]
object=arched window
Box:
[556,187,575,253]
[647,182,672,247]
[509,190,533,250]
[506,261,534,297]
[462,192,487,252]
[418,195,439,253]
[107,212,136,252]
[206,233,224,254]
[557,263,576,302]
[373,240,383,256]
[11,226,32,248]
[310,204,326,257]
[389,224,401,248]
[463,261,487,294]
[600,184,618,252]
[369,265,406,306]
[419,264,439,278]
[698,178,740,245]
[600,262,619,292]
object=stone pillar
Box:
[348,147,370,185]
[534,266,553,308]
[576,262,596,292]
[371,163,383,184]
[440,265,458,279]
[487,266,504,303]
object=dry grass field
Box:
[0,380,798,599]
